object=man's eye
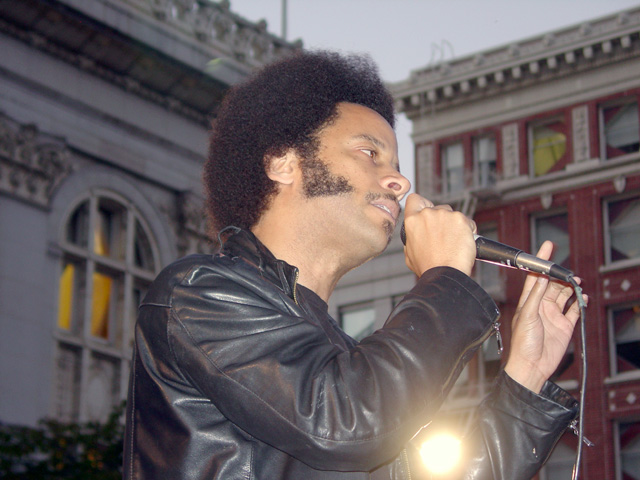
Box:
[361,149,376,159]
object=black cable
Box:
[569,277,589,480]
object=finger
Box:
[433,204,453,212]
[516,240,555,309]
[516,271,543,311]
[515,275,549,325]
[405,193,434,215]
[535,240,554,261]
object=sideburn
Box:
[301,156,355,198]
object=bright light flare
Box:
[419,433,462,475]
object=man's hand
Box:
[403,193,477,277]
[504,241,588,393]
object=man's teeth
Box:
[377,205,392,216]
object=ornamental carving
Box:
[572,105,590,163]
[501,123,519,179]
[133,0,300,65]
[0,115,74,208]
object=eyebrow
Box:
[352,134,401,172]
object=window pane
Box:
[612,304,640,374]
[473,136,497,187]
[57,260,86,334]
[53,344,81,422]
[85,353,120,422]
[67,201,89,248]
[95,198,127,260]
[619,421,640,480]
[532,121,566,176]
[90,270,123,341]
[603,101,639,159]
[443,142,465,193]
[608,196,640,262]
[340,305,376,341]
[534,213,570,267]
[134,219,155,271]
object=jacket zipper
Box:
[441,318,502,397]
[401,448,412,480]
[292,269,299,305]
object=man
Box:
[124,51,585,479]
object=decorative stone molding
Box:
[129,0,302,67]
[0,114,74,208]
[501,123,519,179]
[571,105,590,163]
[392,7,640,113]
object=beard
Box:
[300,156,398,245]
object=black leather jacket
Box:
[124,228,578,479]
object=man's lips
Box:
[371,200,400,224]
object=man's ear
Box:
[265,149,298,186]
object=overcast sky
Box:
[228,0,640,190]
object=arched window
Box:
[53,190,159,422]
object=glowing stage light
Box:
[419,433,462,475]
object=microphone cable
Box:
[568,275,591,480]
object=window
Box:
[340,303,376,341]
[617,420,640,479]
[532,212,571,268]
[441,142,465,194]
[54,191,158,422]
[600,99,640,160]
[529,117,568,176]
[473,136,497,188]
[608,303,640,376]
[604,194,640,265]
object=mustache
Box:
[365,191,401,209]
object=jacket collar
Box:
[219,227,299,301]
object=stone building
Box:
[391,7,640,479]
[0,0,299,426]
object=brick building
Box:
[391,7,640,479]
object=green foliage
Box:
[0,401,125,479]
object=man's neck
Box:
[251,221,350,303]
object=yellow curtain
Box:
[90,221,111,339]
[533,128,566,176]
[57,263,75,330]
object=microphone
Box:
[400,223,574,282]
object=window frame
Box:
[472,134,497,189]
[598,96,640,161]
[53,189,159,422]
[527,114,570,177]
[602,192,640,269]
[440,141,466,195]
[607,301,640,378]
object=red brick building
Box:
[392,7,640,479]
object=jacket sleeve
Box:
[143,262,498,472]
[404,371,579,479]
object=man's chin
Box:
[382,220,395,248]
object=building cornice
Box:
[0,0,300,126]
[391,7,640,117]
